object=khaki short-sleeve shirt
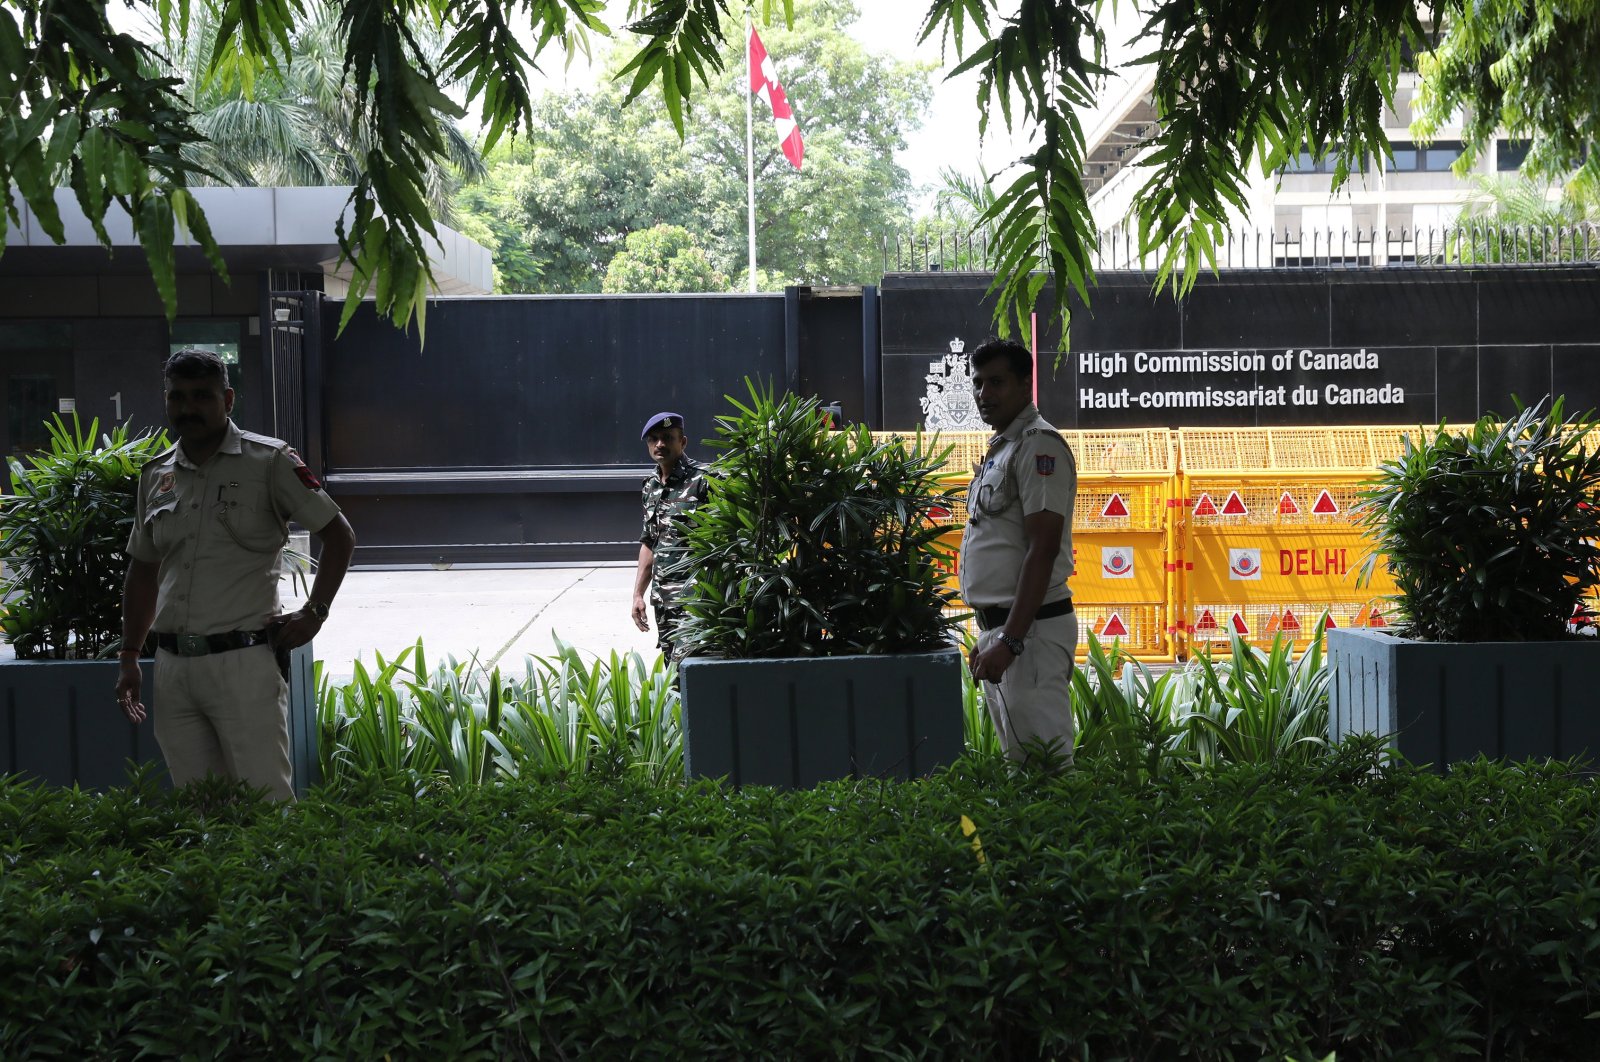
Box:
[958,405,1077,609]
[125,420,341,635]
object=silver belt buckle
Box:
[178,633,210,657]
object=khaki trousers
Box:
[153,645,294,801]
[978,611,1079,765]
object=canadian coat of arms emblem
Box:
[919,338,984,432]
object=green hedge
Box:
[3,749,1597,1058]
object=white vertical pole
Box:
[745,21,758,292]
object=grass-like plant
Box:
[0,415,168,659]
[496,637,680,780]
[1354,398,1600,641]
[317,636,680,789]
[320,623,1332,788]
[674,381,961,658]
[964,627,1333,778]
[957,628,1003,758]
[1071,632,1186,781]
[1182,626,1331,766]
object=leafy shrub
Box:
[0,416,168,659]
[1354,399,1600,640]
[2,753,1596,1058]
[676,381,960,658]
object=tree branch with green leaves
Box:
[6,0,1595,343]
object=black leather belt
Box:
[975,599,1074,631]
[155,630,273,657]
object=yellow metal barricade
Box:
[881,429,1179,662]
[1065,429,1178,660]
[1177,427,1408,657]
[879,419,1600,661]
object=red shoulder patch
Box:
[284,447,322,489]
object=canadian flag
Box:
[749,27,804,170]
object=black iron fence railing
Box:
[883,223,1600,274]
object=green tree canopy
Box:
[160,2,484,221]
[3,0,1595,337]
[453,93,703,293]
[1412,0,1600,203]
[453,0,930,294]
[601,223,726,292]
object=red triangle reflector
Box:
[1311,489,1340,515]
[1101,612,1130,638]
[1230,612,1250,635]
[1323,612,1338,628]
[1101,493,1130,518]
[1192,493,1219,516]
[1194,609,1219,632]
[1220,491,1248,516]
[1368,612,1387,628]
[1278,491,1301,515]
[1280,608,1301,631]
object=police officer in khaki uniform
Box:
[632,411,710,660]
[115,350,356,800]
[959,339,1079,765]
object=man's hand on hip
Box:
[270,608,324,652]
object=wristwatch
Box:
[304,599,331,622]
[998,632,1026,656]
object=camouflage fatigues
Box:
[640,455,710,657]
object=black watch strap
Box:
[305,599,331,621]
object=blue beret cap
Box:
[640,411,684,439]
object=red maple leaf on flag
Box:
[749,27,804,169]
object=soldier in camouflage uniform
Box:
[632,412,711,660]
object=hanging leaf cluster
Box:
[12,0,1594,343]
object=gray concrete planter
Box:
[680,647,965,787]
[1328,627,1600,768]
[0,644,320,794]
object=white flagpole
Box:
[745,19,758,292]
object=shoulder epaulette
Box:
[237,429,289,451]
[1021,426,1071,449]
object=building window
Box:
[1283,149,1335,174]
[1422,141,1465,171]
[169,320,243,395]
[1281,149,1369,175]
[1497,139,1531,171]
[7,376,58,454]
[0,323,71,456]
[1301,205,1356,235]
[1381,140,1465,172]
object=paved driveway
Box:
[304,564,659,682]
